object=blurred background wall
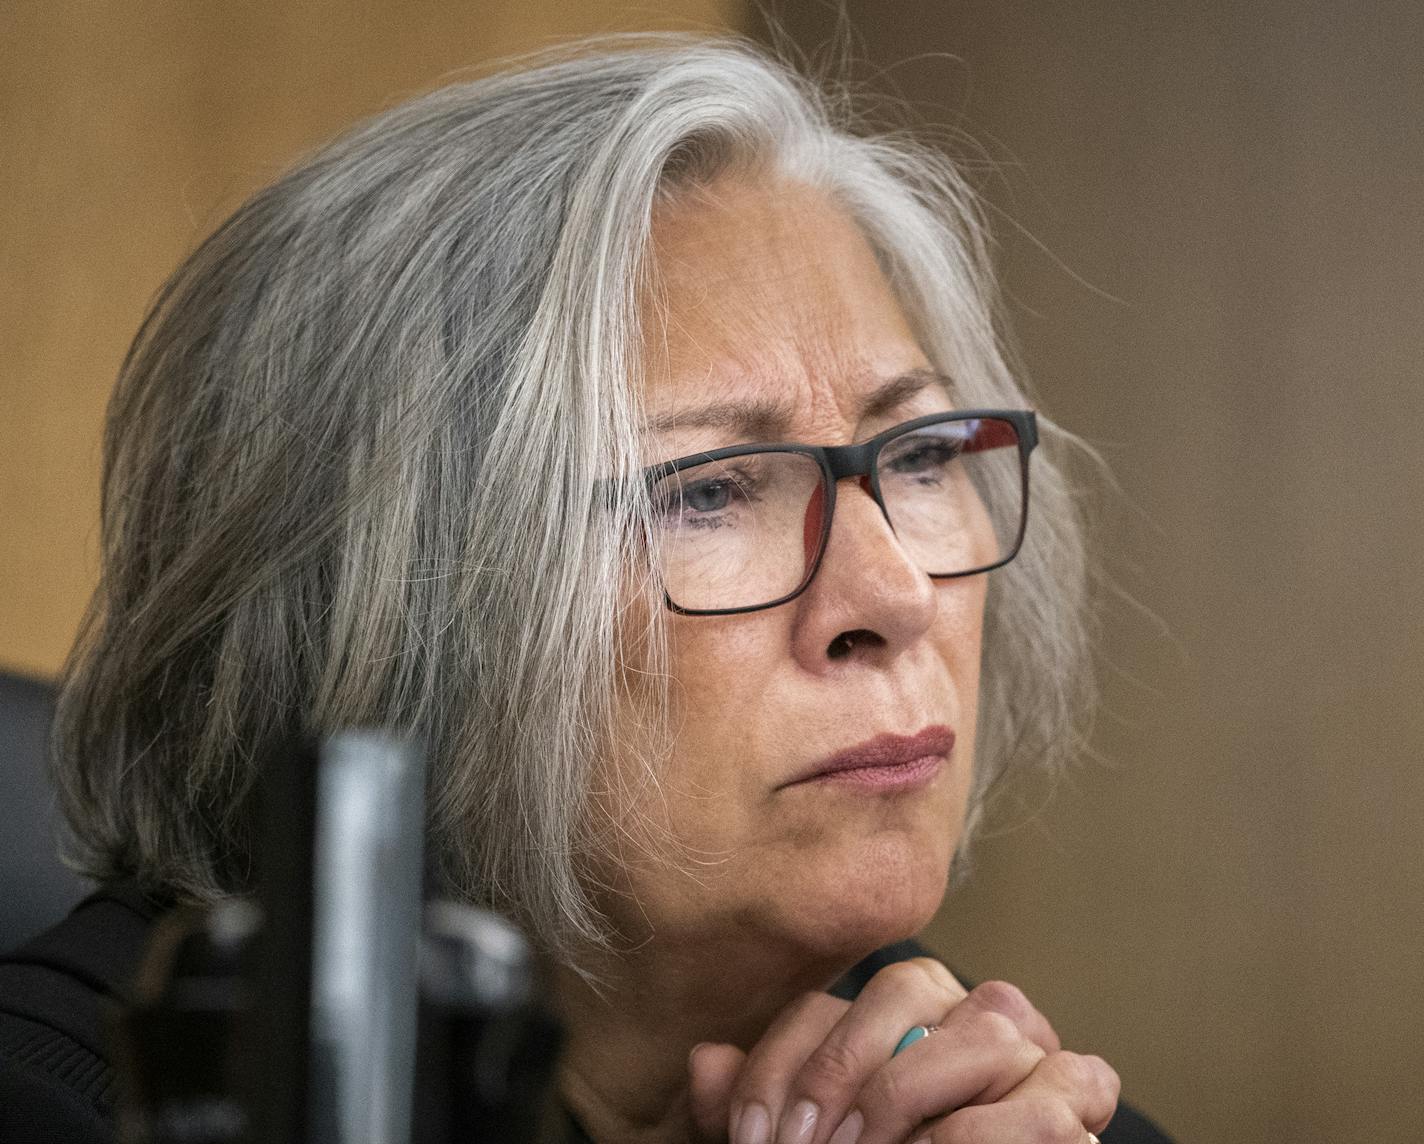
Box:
[4,2,1421,1141]
[752,3,1424,1141]
[0,0,742,679]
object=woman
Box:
[1,35,1173,1144]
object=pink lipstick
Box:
[785,725,955,791]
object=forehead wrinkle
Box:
[858,367,955,420]
[640,174,948,451]
[641,366,953,443]
[643,374,795,440]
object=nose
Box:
[788,475,938,673]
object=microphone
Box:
[113,731,563,1143]
[306,732,426,1144]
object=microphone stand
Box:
[113,731,562,1144]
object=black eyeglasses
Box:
[642,409,1037,615]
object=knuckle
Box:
[907,956,963,994]
[871,959,929,995]
[796,1036,866,1095]
[969,1009,1024,1054]
[1050,1051,1119,1107]
[1021,1097,1082,1142]
[1083,1053,1122,1106]
[935,1119,971,1144]
[866,958,961,1004]
[857,1063,911,1121]
[1048,1100,1086,1142]
[966,979,1033,1022]
[1052,1050,1098,1091]
[764,990,845,1042]
[936,1107,993,1144]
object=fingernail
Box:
[827,1109,863,1144]
[777,1099,819,1144]
[737,1101,771,1144]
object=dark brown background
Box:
[5,3,1422,1140]
[754,3,1424,1140]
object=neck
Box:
[554,934,858,1144]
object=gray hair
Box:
[53,34,1092,962]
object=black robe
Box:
[0,886,1175,1143]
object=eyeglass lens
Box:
[649,416,1024,613]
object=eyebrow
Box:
[644,367,954,440]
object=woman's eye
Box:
[684,478,734,513]
[884,439,961,476]
[651,467,761,529]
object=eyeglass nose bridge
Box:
[817,437,893,522]
[820,437,881,482]
[801,439,901,577]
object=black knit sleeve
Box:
[0,1045,113,1144]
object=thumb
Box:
[688,1041,746,1142]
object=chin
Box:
[785,831,952,963]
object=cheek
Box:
[665,609,782,729]
[602,607,786,853]
[927,579,988,815]
[653,614,835,878]
[935,575,988,687]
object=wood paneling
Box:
[756,4,1424,1140]
[0,0,743,679]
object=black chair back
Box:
[0,670,88,950]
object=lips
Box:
[783,725,957,788]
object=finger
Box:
[849,1005,1046,1144]
[955,980,1060,1057]
[791,976,1053,1144]
[690,1042,748,1142]
[774,959,966,1144]
[731,991,850,1144]
[922,1096,1097,1144]
[998,1051,1120,1135]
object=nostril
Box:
[827,629,882,659]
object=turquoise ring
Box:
[892,1024,938,1056]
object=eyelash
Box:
[655,468,764,527]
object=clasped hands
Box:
[688,959,1118,1144]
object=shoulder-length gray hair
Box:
[54,34,1091,963]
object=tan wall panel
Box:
[0,0,743,679]
[754,4,1424,1141]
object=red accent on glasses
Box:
[802,481,824,565]
[960,417,1019,454]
